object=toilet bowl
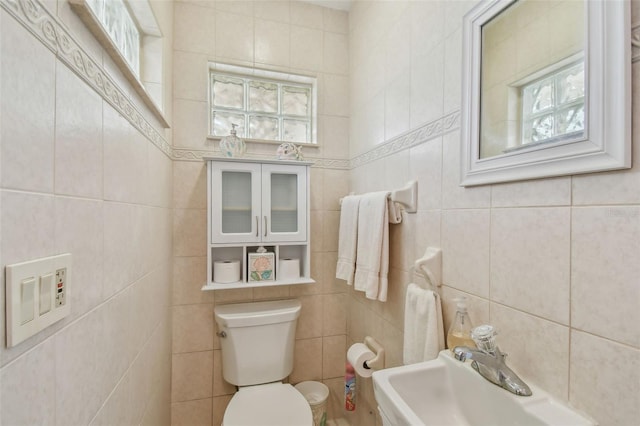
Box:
[223,382,312,426]
[214,299,313,426]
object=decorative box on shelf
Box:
[248,248,274,282]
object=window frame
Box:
[70,0,169,127]
[86,0,141,76]
[207,62,318,146]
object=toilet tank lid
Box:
[215,299,302,328]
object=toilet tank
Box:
[214,299,301,386]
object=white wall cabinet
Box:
[204,158,314,290]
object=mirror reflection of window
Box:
[479,0,585,159]
[520,61,585,147]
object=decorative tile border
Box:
[171,111,461,170]
[172,148,351,170]
[350,110,460,169]
[0,0,172,158]
[313,158,351,169]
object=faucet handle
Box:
[471,325,498,353]
[452,346,469,362]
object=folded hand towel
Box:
[353,192,402,302]
[336,195,361,285]
[403,283,445,365]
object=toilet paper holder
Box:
[363,336,385,370]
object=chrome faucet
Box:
[452,325,532,397]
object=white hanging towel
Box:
[403,283,445,364]
[353,192,402,302]
[336,195,361,285]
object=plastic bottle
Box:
[447,297,476,350]
[345,363,356,411]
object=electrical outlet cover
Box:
[5,254,71,347]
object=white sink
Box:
[372,350,595,426]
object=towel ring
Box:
[414,247,442,288]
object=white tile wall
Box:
[323,74,349,117]
[490,303,570,400]
[103,108,149,204]
[409,138,443,210]
[490,207,570,324]
[490,177,572,208]
[0,338,56,425]
[1,191,56,268]
[173,2,217,55]
[89,372,133,426]
[410,43,445,128]
[171,3,350,424]
[255,19,291,67]
[323,32,348,75]
[55,65,104,199]
[571,206,640,347]
[171,398,213,426]
[570,330,640,424]
[172,303,215,353]
[0,3,173,425]
[215,11,254,62]
[384,70,411,139]
[441,209,491,297]
[173,51,208,102]
[0,14,55,193]
[254,0,290,23]
[172,99,209,149]
[291,1,323,29]
[441,131,491,209]
[291,26,323,71]
[54,197,104,317]
[384,19,410,85]
[348,2,640,425]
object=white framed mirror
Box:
[461,0,631,186]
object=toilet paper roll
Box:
[278,258,300,280]
[213,260,241,283]
[347,343,375,378]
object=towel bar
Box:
[339,180,418,213]
[390,180,418,213]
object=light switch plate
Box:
[5,254,71,347]
[20,277,36,324]
[39,273,54,315]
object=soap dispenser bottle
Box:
[447,297,476,350]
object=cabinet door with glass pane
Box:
[261,164,307,243]
[210,162,262,243]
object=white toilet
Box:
[214,299,313,426]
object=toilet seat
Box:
[223,382,313,426]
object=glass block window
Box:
[521,61,585,145]
[86,0,140,76]
[209,65,316,144]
